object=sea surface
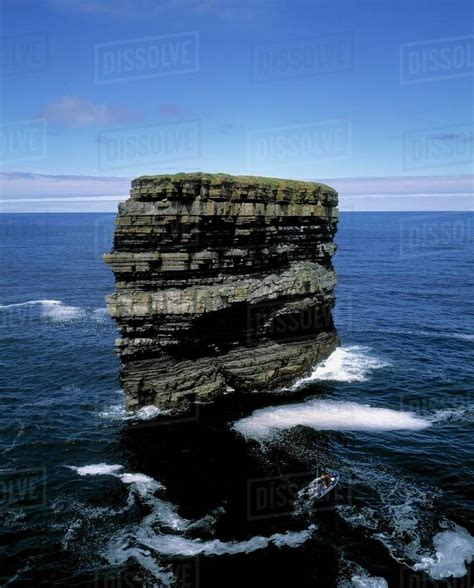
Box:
[0,212,473,587]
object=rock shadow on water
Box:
[117,393,346,587]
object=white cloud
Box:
[39,96,135,128]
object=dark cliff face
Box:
[105,173,339,412]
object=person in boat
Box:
[317,472,332,491]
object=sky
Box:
[0,0,473,211]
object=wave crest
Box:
[294,346,388,387]
[98,403,167,422]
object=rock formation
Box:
[105,173,339,412]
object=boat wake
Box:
[334,459,474,581]
[336,460,438,563]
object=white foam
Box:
[67,463,124,476]
[431,406,474,424]
[69,463,314,582]
[106,542,175,587]
[98,403,127,420]
[42,301,86,322]
[137,525,315,557]
[98,403,167,422]
[120,473,164,496]
[348,575,388,588]
[67,463,189,531]
[336,460,438,566]
[337,559,389,588]
[143,498,191,531]
[84,463,315,582]
[234,400,431,439]
[271,527,315,548]
[294,346,388,386]
[334,460,474,580]
[0,299,105,323]
[413,523,474,579]
[135,405,164,420]
[92,307,109,321]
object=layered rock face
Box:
[105,173,339,412]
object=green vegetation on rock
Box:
[133,172,334,191]
[131,172,338,205]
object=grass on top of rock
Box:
[132,172,336,194]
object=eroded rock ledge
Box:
[105,173,339,412]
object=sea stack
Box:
[105,173,339,413]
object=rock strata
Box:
[105,173,339,412]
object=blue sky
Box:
[0,0,473,210]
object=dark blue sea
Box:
[1,212,473,587]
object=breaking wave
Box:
[293,346,388,387]
[98,403,167,422]
[233,400,431,440]
[67,463,124,476]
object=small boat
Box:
[301,469,340,500]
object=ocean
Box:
[0,212,473,587]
